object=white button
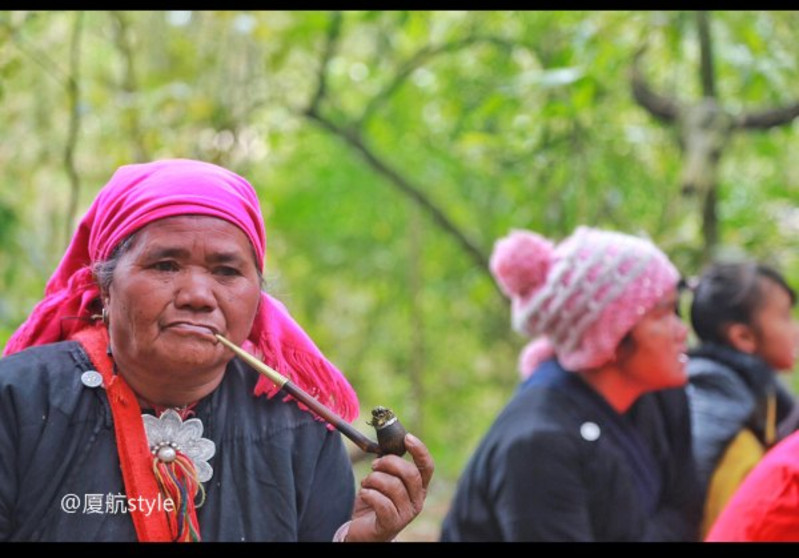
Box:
[580,421,601,441]
[81,370,103,388]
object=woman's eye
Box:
[153,261,178,272]
[214,266,241,277]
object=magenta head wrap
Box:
[4,159,359,422]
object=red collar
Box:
[74,326,201,542]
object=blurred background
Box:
[1,10,799,540]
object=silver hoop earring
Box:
[102,307,109,326]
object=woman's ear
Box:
[613,334,635,364]
[725,323,757,354]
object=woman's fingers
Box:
[366,432,434,516]
[357,487,402,532]
[405,433,435,489]
[360,469,415,519]
[347,433,436,541]
[368,457,424,514]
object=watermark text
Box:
[60,493,175,516]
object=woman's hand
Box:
[345,433,434,542]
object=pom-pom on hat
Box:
[490,226,679,376]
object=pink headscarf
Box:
[3,159,359,422]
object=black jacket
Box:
[440,359,701,542]
[686,342,799,497]
[0,340,355,541]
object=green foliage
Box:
[2,10,799,537]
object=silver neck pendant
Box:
[142,408,216,483]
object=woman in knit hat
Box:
[0,159,433,542]
[440,226,702,542]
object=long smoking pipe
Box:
[215,333,406,456]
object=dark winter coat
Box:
[440,359,701,542]
[0,340,355,541]
[686,342,797,495]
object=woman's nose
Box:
[174,269,216,311]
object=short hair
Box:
[92,233,138,292]
[690,261,796,345]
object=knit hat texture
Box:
[490,226,679,376]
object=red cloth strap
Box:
[74,326,197,542]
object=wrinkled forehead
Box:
[124,214,261,269]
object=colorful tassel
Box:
[152,453,206,542]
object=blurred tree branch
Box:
[631,10,799,262]
[3,15,70,89]
[306,11,341,118]
[407,202,425,437]
[631,46,678,124]
[357,35,517,128]
[63,11,84,249]
[734,103,799,130]
[302,13,513,287]
[111,11,149,163]
[697,11,715,99]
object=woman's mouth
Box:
[165,322,218,338]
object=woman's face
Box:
[752,278,799,372]
[104,215,262,376]
[617,287,689,391]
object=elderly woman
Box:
[440,227,702,541]
[0,159,433,542]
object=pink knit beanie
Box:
[490,226,679,378]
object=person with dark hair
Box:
[440,226,702,542]
[685,261,799,537]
